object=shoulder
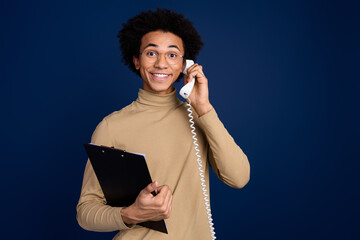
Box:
[93,102,135,133]
[103,102,135,123]
[91,102,135,144]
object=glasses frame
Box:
[139,49,184,65]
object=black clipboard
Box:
[83,143,168,234]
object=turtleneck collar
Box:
[136,88,181,107]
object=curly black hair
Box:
[117,8,204,80]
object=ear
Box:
[182,59,186,73]
[133,56,140,70]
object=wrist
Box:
[194,102,213,117]
[120,206,139,225]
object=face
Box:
[133,30,184,95]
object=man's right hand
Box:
[120,181,173,225]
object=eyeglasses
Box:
[139,49,183,65]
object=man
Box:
[76,8,250,239]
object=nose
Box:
[154,53,168,68]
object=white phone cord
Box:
[186,100,216,240]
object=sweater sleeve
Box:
[76,119,134,231]
[197,108,250,189]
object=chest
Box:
[110,107,207,184]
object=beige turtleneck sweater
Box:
[76,89,250,239]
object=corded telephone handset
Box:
[180,59,196,99]
[180,60,216,240]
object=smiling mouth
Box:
[151,73,170,78]
[151,73,172,82]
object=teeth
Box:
[153,73,169,77]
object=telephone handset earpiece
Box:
[179,59,195,99]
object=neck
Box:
[136,88,181,107]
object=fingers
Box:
[186,63,202,72]
[186,63,204,76]
[130,183,173,223]
[184,63,206,85]
[142,181,158,196]
[155,185,172,219]
[138,183,173,218]
[155,185,172,204]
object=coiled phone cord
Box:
[186,100,216,240]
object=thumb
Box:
[144,181,158,195]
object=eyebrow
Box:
[143,43,181,52]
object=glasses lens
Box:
[142,50,182,65]
[142,50,157,64]
[166,52,181,65]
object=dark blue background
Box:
[1,0,359,239]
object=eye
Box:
[167,53,178,58]
[146,51,158,57]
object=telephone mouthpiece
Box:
[180,78,195,99]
